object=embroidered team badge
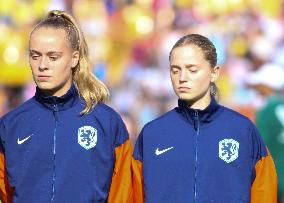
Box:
[78,126,97,150]
[219,139,239,163]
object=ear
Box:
[211,65,220,83]
[71,51,79,68]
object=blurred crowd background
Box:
[1,0,284,201]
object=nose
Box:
[39,57,48,71]
[179,69,188,82]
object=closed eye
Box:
[49,56,60,61]
[171,69,179,74]
[29,50,41,60]
[190,69,198,73]
[30,54,40,60]
[170,66,180,74]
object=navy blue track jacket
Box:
[132,98,277,203]
[0,84,133,203]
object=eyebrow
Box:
[170,64,198,69]
[170,65,181,69]
[29,50,41,55]
[185,64,198,69]
[29,50,63,55]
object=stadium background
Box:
[0,0,283,202]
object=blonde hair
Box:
[32,10,109,114]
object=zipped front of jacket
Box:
[0,83,130,202]
[193,110,199,203]
[51,102,58,202]
[134,97,270,202]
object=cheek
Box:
[170,74,178,87]
[54,60,72,73]
[193,72,211,86]
[29,60,38,73]
[57,63,74,80]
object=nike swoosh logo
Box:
[17,134,33,145]
[155,147,174,155]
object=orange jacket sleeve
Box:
[132,128,144,203]
[0,152,13,203]
[132,158,144,203]
[251,148,277,203]
[108,139,133,203]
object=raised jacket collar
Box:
[35,83,79,111]
[177,97,222,125]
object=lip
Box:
[37,75,51,81]
[178,87,191,92]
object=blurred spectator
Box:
[247,63,284,203]
[121,112,139,146]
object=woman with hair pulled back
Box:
[132,34,277,202]
[0,10,133,203]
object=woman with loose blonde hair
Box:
[0,10,133,203]
[32,10,109,114]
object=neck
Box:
[40,81,72,97]
[186,90,211,110]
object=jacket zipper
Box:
[51,104,58,202]
[193,110,199,203]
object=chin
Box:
[177,93,195,101]
[180,98,195,103]
[36,83,52,90]
[178,90,211,106]
[36,82,57,92]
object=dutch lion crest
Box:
[219,139,239,163]
[78,126,97,150]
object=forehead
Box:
[30,27,70,50]
[170,45,205,64]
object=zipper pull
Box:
[53,104,59,121]
[194,110,199,131]
[194,110,198,119]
